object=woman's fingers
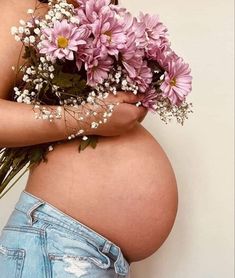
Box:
[107,91,145,104]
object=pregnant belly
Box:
[25,123,178,263]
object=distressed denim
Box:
[0,191,130,278]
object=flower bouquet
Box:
[0,0,193,197]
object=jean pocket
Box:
[0,245,25,278]
[48,253,113,278]
[46,225,113,265]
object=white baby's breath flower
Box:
[76,129,84,135]
[55,12,62,19]
[64,11,72,17]
[19,19,26,25]
[24,97,31,104]
[11,26,18,35]
[48,145,54,151]
[26,68,32,75]
[24,29,31,35]
[122,80,127,86]
[23,37,30,44]
[40,57,46,63]
[14,86,20,92]
[48,10,55,17]
[133,90,138,95]
[91,122,99,129]
[49,66,54,72]
[27,9,34,14]
[27,22,33,28]
[29,36,36,43]
[35,84,42,91]
[18,26,24,34]
[82,136,88,141]
[34,28,41,35]
[70,17,80,24]
[14,35,21,41]
[17,96,23,103]
[45,15,51,21]
[87,96,94,103]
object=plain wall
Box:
[0,0,234,277]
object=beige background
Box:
[0,0,234,277]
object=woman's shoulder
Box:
[0,0,48,99]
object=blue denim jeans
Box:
[0,191,130,278]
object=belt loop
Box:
[102,240,112,254]
[27,200,45,225]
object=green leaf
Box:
[52,71,87,93]
[12,156,25,169]
[28,149,44,164]
[78,136,99,152]
[90,136,99,149]
[78,138,91,152]
[52,73,74,88]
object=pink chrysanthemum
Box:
[75,38,94,71]
[141,88,159,113]
[127,60,153,92]
[121,33,144,78]
[139,12,168,45]
[75,0,111,26]
[85,48,114,86]
[93,11,127,56]
[123,12,147,48]
[160,57,192,105]
[39,20,90,61]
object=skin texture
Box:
[1,0,178,263]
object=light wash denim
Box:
[0,191,130,278]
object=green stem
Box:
[0,164,31,199]
[0,159,29,195]
[0,152,15,185]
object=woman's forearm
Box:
[0,99,86,147]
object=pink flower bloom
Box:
[75,39,94,71]
[39,20,90,61]
[123,12,147,48]
[146,46,175,72]
[127,60,153,92]
[141,88,159,113]
[85,48,114,86]
[160,57,192,105]
[139,12,168,45]
[75,0,111,26]
[121,33,144,78]
[92,11,127,56]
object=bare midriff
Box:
[25,123,178,263]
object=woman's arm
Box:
[0,0,147,148]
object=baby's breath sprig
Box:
[152,95,194,125]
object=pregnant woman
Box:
[0,0,178,277]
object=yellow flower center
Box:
[57,36,69,48]
[170,78,177,87]
[104,31,112,42]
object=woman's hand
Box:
[83,91,148,137]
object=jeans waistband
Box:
[15,190,130,276]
